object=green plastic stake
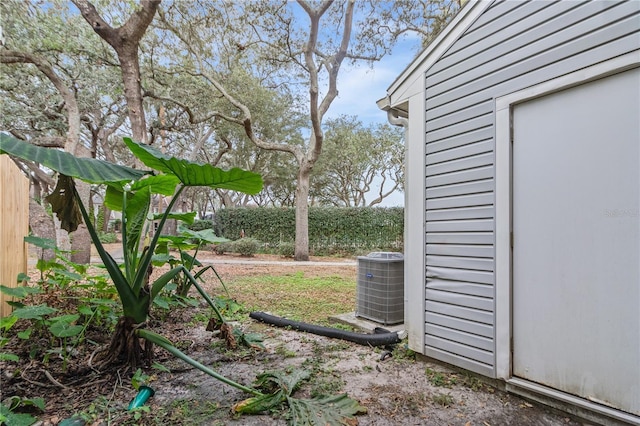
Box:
[128,385,155,410]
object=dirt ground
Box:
[147,323,584,426]
[5,248,587,425]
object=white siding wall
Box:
[423,0,640,377]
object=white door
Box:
[512,68,640,415]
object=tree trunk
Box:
[294,168,311,261]
[164,219,178,236]
[54,217,71,253]
[28,198,56,261]
[71,180,92,264]
[67,145,92,264]
[217,190,234,208]
[102,205,112,233]
[119,50,147,144]
[73,0,160,146]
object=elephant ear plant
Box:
[0,134,367,425]
[0,132,261,358]
[153,225,232,300]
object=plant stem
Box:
[137,329,262,396]
[184,268,225,323]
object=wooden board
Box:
[0,155,29,317]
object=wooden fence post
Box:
[0,155,29,317]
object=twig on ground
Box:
[88,347,103,373]
[20,361,52,388]
[42,369,71,390]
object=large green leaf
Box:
[0,133,148,184]
[23,236,58,250]
[151,211,196,224]
[181,228,229,244]
[233,369,366,425]
[131,175,180,195]
[104,175,180,212]
[0,285,40,299]
[124,138,263,194]
[123,186,151,269]
[104,184,122,207]
[287,394,367,426]
[12,305,57,320]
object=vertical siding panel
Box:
[422,0,640,377]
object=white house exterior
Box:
[378,1,640,424]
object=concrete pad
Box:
[328,311,405,334]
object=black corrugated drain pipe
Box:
[249,311,407,347]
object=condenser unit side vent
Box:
[356,252,404,325]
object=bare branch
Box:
[210,133,233,166]
[145,90,235,126]
[0,49,81,155]
[13,158,56,189]
[157,7,303,160]
[32,136,66,148]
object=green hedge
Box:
[214,207,403,255]
[188,219,214,232]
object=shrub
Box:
[98,232,118,244]
[277,241,295,258]
[213,239,260,256]
[233,237,260,257]
[215,241,233,255]
[188,219,214,232]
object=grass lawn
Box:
[224,270,357,324]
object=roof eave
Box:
[386,0,493,102]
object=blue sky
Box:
[326,41,420,125]
[281,1,426,206]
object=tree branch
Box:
[157,7,304,161]
[0,49,81,155]
[12,158,56,189]
[31,136,66,148]
[72,0,160,48]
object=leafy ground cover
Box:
[0,247,584,426]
